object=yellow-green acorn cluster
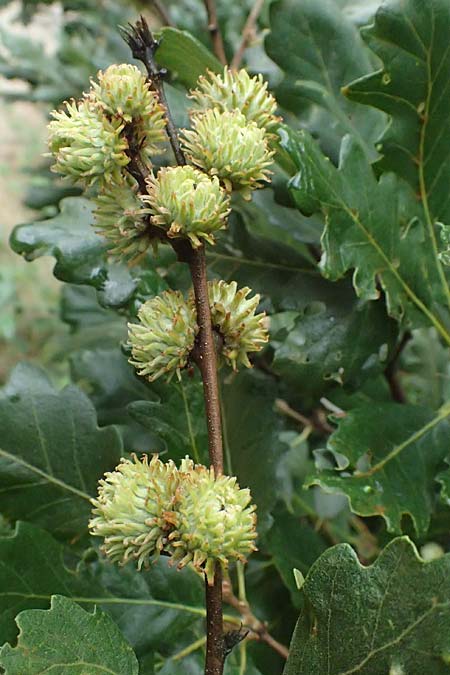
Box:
[89,455,179,569]
[169,458,257,584]
[189,66,280,132]
[207,280,269,369]
[128,290,198,382]
[48,63,167,261]
[48,64,165,186]
[143,166,230,247]
[94,180,152,262]
[48,99,130,187]
[127,283,268,382]
[181,109,274,199]
[89,455,257,583]
[90,64,166,157]
[181,67,277,199]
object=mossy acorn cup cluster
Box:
[48,62,279,578]
[89,455,257,584]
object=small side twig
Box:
[275,398,334,436]
[231,0,265,70]
[222,578,289,660]
[384,331,412,404]
[203,0,227,65]
[148,0,174,26]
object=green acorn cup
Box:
[89,455,179,569]
[181,109,274,199]
[168,458,257,585]
[189,67,280,132]
[143,165,230,246]
[48,99,129,186]
[90,63,167,156]
[94,180,154,263]
[128,290,198,382]
[206,280,269,369]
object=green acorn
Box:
[168,458,257,584]
[89,454,179,569]
[181,109,274,199]
[48,99,129,186]
[128,290,198,382]
[143,166,230,246]
[207,280,269,369]
[91,63,166,155]
[189,67,280,132]
[94,180,154,263]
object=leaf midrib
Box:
[0,448,91,502]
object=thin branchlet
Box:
[119,16,186,165]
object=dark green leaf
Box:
[0,595,139,674]
[71,347,208,460]
[345,0,450,229]
[10,197,137,309]
[306,402,450,533]
[270,296,397,399]
[266,0,385,158]
[264,506,327,607]
[0,521,208,656]
[281,127,450,341]
[221,370,288,529]
[156,27,221,89]
[128,375,209,465]
[284,537,450,674]
[0,363,121,540]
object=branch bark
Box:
[222,578,289,660]
[231,0,265,70]
[203,0,227,65]
[121,18,225,675]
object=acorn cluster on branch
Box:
[127,280,269,382]
[89,454,257,584]
[47,64,279,260]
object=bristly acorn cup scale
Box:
[181,109,274,199]
[127,282,269,382]
[143,165,231,247]
[127,290,198,382]
[189,66,280,133]
[89,455,257,583]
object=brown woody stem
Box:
[121,18,225,675]
[231,0,265,70]
[203,0,227,65]
[190,246,224,471]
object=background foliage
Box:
[1,0,450,673]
